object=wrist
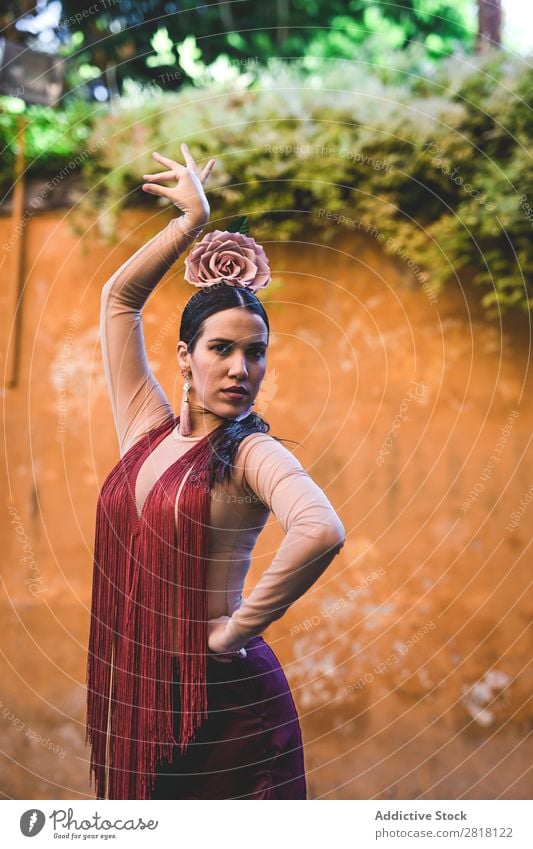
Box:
[181,211,209,235]
[176,214,209,240]
[219,617,253,652]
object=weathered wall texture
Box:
[1,209,531,799]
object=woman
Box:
[85,143,345,800]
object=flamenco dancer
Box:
[85,143,345,800]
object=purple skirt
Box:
[151,636,307,799]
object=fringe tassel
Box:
[179,391,192,436]
[86,415,216,800]
[173,452,212,753]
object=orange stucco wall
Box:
[1,208,531,799]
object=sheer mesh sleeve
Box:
[100,216,207,456]
[221,433,346,650]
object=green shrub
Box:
[1,49,531,316]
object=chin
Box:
[213,400,245,414]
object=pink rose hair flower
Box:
[184,229,271,293]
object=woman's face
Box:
[177,307,268,427]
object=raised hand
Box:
[142,143,216,226]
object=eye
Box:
[212,343,266,359]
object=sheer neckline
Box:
[171,426,204,441]
[131,417,206,525]
[172,419,224,440]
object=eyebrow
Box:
[208,337,267,346]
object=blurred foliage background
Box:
[1,1,531,316]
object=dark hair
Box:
[179,282,279,489]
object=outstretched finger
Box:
[152,151,182,170]
[141,182,168,197]
[199,158,216,183]
[142,169,176,181]
[180,142,197,170]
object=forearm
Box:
[221,525,345,651]
[102,214,208,310]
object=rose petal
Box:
[183,229,271,289]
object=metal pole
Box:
[4,111,27,389]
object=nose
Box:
[227,351,248,380]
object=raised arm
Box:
[100,216,207,455]
[217,433,346,652]
[100,145,215,456]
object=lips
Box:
[221,387,248,396]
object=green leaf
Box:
[227,215,250,235]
